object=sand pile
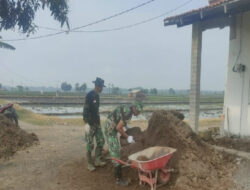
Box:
[121,110,235,190]
[0,115,38,159]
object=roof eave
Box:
[164,0,250,28]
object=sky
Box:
[0,0,229,91]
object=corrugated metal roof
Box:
[164,0,245,27]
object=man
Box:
[104,101,143,186]
[83,77,106,171]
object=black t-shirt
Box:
[83,90,100,125]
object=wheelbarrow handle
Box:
[111,157,130,167]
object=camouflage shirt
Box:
[107,105,133,126]
[83,90,100,125]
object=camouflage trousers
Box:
[85,124,105,153]
[104,118,120,166]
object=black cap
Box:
[92,77,106,87]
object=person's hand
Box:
[125,125,131,130]
[127,136,135,144]
[85,123,90,133]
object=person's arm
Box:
[116,120,128,139]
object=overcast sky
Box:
[0,0,229,90]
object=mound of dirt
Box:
[120,127,143,147]
[0,115,38,159]
[120,110,236,190]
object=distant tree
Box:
[141,88,149,95]
[79,83,87,93]
[75,83,80,91]
[169,88,175,95]
[61,82,72,92]
[17,85,24,92]
[0,83,2,89]
[25,87,29,92]
[112,87,120,95]
[150,88,158,95]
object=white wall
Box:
[224,11,250,136]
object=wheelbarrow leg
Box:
[154,170,158,190]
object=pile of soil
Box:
[0,115,38,159]
[120,110,236,190]
[210,137,250,153]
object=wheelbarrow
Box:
[112,146,177,190]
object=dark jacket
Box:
[83,90,100,125]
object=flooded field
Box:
[23,103,223,120]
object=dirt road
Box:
[0,121,85,190]
[0,121,147,190]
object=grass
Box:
[16,104,84,126]
[184,117,222,130]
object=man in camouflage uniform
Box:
[83,77,106,171]
[104,101,143,186]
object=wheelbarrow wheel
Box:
[157,168,171,184]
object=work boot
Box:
[95,147,106,167]
[95,157,106,167]
[87,151,96,172]
[87,163,96,172]
[114,165,128,186]
[116,179,129,186]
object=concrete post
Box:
[189,22,202,133]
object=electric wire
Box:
[2,0,157,42]
[73,0,193,33]
[2,0,194,41]
[38,0,193,33]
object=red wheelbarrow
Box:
[112,146,177,190]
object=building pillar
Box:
[189,22,202,133]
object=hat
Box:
[132,101,143,112]
[93,77,106,87]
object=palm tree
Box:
[0,36,15,50]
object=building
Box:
[164,0,250,136]
[128,89,142,98]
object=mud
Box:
[136,155,150,161]
[0,115,38,159]
[120,110,236,190]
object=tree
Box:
[0,83,2,89]
[0,0,69,50]
[0,36,15,50]
[150,88,158,95]
[169,88,175,95]
[79,83,87,93]
[61,82,72,92]
[141,88,149,95]
[112,87,120,95]
[75,83,80,91]
[16,85,24,92]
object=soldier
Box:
[104,101,143,186]
[83,77,106,171]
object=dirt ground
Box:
[0,121,85,190]
[0,120,249,190]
